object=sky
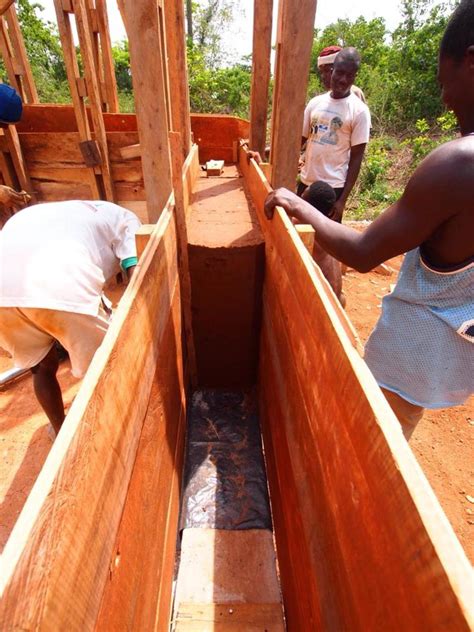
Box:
[37,0,405,52]
[36,0,408,57]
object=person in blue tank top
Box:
[263,0,474,440]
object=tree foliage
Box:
[309,0,456,133]
[3,0,460,130]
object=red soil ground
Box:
[0,253,472,564]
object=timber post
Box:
[269,0,317,189]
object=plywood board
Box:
[95,292,186,631]
[0,204,182,630]
[240,148,474,630]
[174,603,285,631]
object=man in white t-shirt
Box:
[300,48,371,222]
[0,200,141,436]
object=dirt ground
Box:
[0,257,472,564]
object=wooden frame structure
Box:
[0,1,473,630]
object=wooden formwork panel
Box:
[0,204,183,630]
[190,114,249,163]
[239,146,474,631]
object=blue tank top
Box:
[365,248,474,408]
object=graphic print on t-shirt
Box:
[310,111,344,147]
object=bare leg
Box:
[32,346,65,435]
[381,388,424,440]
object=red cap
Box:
[319,45,342,58]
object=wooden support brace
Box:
[169,130,197,389]
[1,126,35,200]
[119,143,141,160]
[79,139,102,167]
[89,7,99,32]
[135,224,154,260]
[0,6,38,103]
[61,0,74,12]
[76,76,88,97]
[295,224,315,255]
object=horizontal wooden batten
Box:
[239,145,474,631]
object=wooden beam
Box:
[239,145,474,631]
[0,202,183,629]
[249,0,272,157]
[0,0,14,16]
[53,0,103,198]
[119,142,141,160]
[269,0,317,189]
[1,125,35,200]
[239,145,360,351]
[164,0,192,162]
[94,0,120,112]
[119,0,172,221]
[0,6,38,103]
[295,223,315,255]
[135,223,154,259]
[169,130,197,388]
[72,0,114,200]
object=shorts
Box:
[0,306,110,378]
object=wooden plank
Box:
[249,0,272,157]
[295,223,314,254]
[53,0,102,198]
[0,204,181,630]
[72,0,114,200]
[175,603,285,631]
[240,151,474,630]
[175,529,282,605]
[0,6,38,103]
[3,126,35,200]
[164,0,191,162]
[119,0,172,221]
[239,144,361,352]
[30,178,93,201]
[0,0,15,16]
[95,0,119,112]
[269,0,317,189]
[169,130,197,388]
[119,142,141,160]
[135,223,154,259]
[95,292,186,631]
[4,6,38,102]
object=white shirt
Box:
[301,91,371,188]
[0,200,141,316]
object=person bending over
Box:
[0,200,141,437]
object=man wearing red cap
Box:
[299,47,371,222]
[317,45,366,102]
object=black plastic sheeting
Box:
[180,389,272,530]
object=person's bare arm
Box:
[0,185,30,211]
[264,139,474,271]
[329,143,366,222]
